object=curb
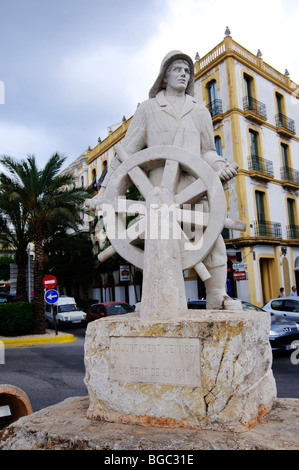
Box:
[1,334,76,348]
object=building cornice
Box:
[86,118,132,164]
[195,36,299,97]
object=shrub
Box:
[0,302,34,336]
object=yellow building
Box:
[63,30,299,307]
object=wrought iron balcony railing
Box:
[286,225,299,239]
[276,113,296,133]
[247,155,274,176]
[243,96,267,119]
[207,99,223,117]
[253,220,282,238]
[280,166,299,184]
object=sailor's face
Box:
[165,60,190,93]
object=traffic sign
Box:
[233,271,246,281]
[45,289,59,304]
[43,274,57,289]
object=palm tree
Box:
[0,170,31,301]
[0,153,89,334]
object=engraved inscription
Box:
[109,337,201,386]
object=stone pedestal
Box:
[84,310,276,432]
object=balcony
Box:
[243,96,267,124]
[253,220,282,238]
[280,166,299,189]
[247,155,274,181]
[286,225,299,239]
[206,99,223,122]
[275,113,296,137]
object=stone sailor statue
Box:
[92,50,245,314]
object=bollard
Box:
[0,384,32,438]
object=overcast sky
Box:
[0,0,298,171]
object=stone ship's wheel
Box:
[98,145,244,281]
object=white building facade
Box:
[62,32,299,308]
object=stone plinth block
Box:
[84,310,277,432]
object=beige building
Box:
[63,30,299,307]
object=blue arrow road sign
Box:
[45,289,59,304]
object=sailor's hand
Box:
[217,162,238,181]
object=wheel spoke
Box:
[125,216,146,243]
[128,166,153,200]
[176,207,209,228]
[174,178,207,205]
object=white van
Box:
[45,296,86,328]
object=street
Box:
[1,326,299,412]
[0,327,87,412]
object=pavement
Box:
[0,329,76,347]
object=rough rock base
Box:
[84,310,276,432]
[1,396,299,450]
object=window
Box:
[275,92,285,128]
[81,175,84,187]
[281,143,289,167]
[255,191,266,222]
[287,199,295,226]
[287,198,297,238]
[243,74,255,111]
[281,143,290,180]
[271,299,299,312]
[271,300,283,311]
[90,168,97,190]
[208,80,217,103]
[249,129,260,170]
[255,190,267,236]
[244,74,253,100]
[214,136,223,156]
[276,92,283,116]
[207,80,222,116]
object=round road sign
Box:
[43,274,57,289]
[44,289,59,304]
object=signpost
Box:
[44,283,59,336]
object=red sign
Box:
[233,271,246,281]
[43,274,57,289]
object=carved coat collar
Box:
[155,90,197,119]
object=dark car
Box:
[86,301,135,323]
[187,299,299,351]
[0,292,16,303]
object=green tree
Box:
[0,174,31,301]
[0,153,90,334]
[44,230,95,297]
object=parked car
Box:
[187,299,299,351]
[263,297,299,324]
[0,292,16,303]
[45,295,86,328]
[86,301,135,323]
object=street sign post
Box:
[44,289,59,336]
